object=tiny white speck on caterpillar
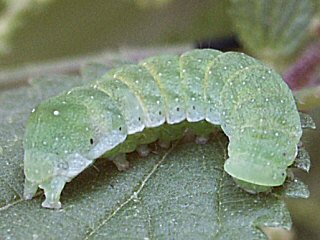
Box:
[53,110,60,116]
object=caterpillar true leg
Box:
[40,176,67,209]
[109,153,130,171]
[23,179,38,200]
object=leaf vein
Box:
[82,142,178,240]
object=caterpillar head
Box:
[23,98,97,185]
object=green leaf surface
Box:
[0,65,308,239]
[229,0,315,64]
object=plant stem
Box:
[283,40,320,90]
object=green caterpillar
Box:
[24,49,304,209]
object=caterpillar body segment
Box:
[23,49,302,208]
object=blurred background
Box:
[0,0,319,239]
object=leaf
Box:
[229,0,315,63]
[0,65,308,239]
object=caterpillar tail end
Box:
[233,178,271,194]
[224,156,286,193]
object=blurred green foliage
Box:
[0,0,232,68]
[229,0,317,70]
